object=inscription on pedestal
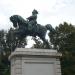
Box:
[9,48,62,75]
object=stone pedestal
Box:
[9,48,62,75]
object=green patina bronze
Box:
[10,9,55,48]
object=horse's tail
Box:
[45,24,56,33]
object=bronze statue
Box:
[10,9,55,48]
[27,9,38,31]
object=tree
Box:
[6,28,27,51]
[32,37,50,49]
[0,30,10,75]
[0,28,27,75]
[48,22,75,75]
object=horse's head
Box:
[10,15,18,28]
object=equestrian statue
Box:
[10,9,55,48]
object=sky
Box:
[0,0,75,30]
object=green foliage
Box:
[48,22,75,75]
[6,28,27,51]
[0,28,27,75]
[55,22,75,51]
[0,30,10,75]
[32,37,50,49]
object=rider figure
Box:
[27,9,38,31]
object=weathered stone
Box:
[9,48,62,75]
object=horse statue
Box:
[10,15,55,48]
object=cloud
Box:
[0,0,75,30]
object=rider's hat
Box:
[32,9,38,14]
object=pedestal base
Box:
[9,48,62,75]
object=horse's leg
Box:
[41,36,51,49]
